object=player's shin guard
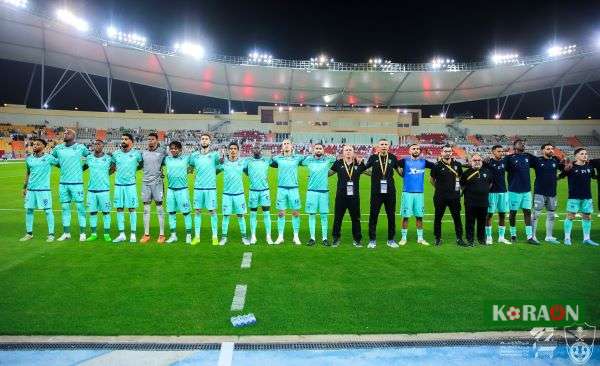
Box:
[25,208,34,234]
[61,202,71,232]
[129,211,137,233]
[89,213,98,234]
[292,215,300,235]
[238,216,247,237]
[320,215,328,240]
[263,211,272,235]
[546,211,555,238]
[76,202,86,232]
[117,211,125,232]
[564,218,573,239]
[210,213,218,237]
[277,215,285,237]
[308,214,316,240]
[168,212,177,232]
[221,215,230,237]
[102,212,111,232]
[184,213,192,234]
[250,211,258,237]
[582,219,591,241]
[143,204,151,235]
[157,205,165,236]
[194,212,201,237]
[45,208,54,235]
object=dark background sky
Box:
[1,0,600,118]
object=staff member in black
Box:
[364,138,401,249]
[331,145,366,247]
[460,153,492,246]
[430,144,465,246]
[591,158,600,218]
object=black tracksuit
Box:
[461,167,492,244]
[331,159,366,242]
[365,153,399,241]
[430,159,464,241]
[592,159,600,210]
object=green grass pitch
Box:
[0,160,598,335]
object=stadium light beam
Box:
[56,9,89,32]
[551,113,559,120]
[2,0,27,8]
[174,41,205,60]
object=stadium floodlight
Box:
[288,106,293,111]
[248,50,273,65]
[310,54,334,69]
[2,0,27,8]
[403,109,408,114]
[369,58,394,70]
[174,42,205,60]
[365,107,372,113]
[106,26,147,47]
[431,57,455,70]
[551,113,559,120]
[315,106,321,112]
[495,113,501,119]
[491,53,519,65]
[56,9,89,32]
[230,109,235,113]
[109,106,115,112]
[42,103,48,109]
[547,44,576,57]
[396,108,400,113]
[278,106,283,112]
[439,112,446,118]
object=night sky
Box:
[1,0,600,118]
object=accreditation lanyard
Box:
[443,160,460,191]
[343,160,355,196]
[466,170,480,181]
[379,154,389,194]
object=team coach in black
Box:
[430,144,465,246]
[331,145,366,247]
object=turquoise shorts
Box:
[276,187,301,211]
[222,193,247,215]
[87,190,111,213]
[401,192,424,218]
[113,184,138,209]
[194,188,217,211]
[249,189,271,209]
[488,192,509,213]
[305,190,329,214]
[566,199,593,214]
[59,183,84,203]
[509,191,532,210]
[25,189,52,210]
[167,188,191,214]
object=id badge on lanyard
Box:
[380,179,388,194]
[346,181,354,196]
[455,178,460,192]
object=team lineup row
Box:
[20,129,599,247]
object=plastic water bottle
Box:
[230,313,257,327]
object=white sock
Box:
[143,204,151,235]
[157,205,165,235]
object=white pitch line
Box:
[241,252,252,269]
[217,341,234,366]
[230,284,247,311]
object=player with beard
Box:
[189,133,220,245]
[218,142,250,245]
[271,139,305,245]
[561,148,598,246]
[140,133,167,244]
[164,141,193,244]
[529,143,565,244]
[245,143,273,244]
[20,139,58,242]
[301,143,336,246]
[397,144,435,245]
[84,139,114,242]
[51,129,90,241]
[484,145,512,244]
[504,139,536,244]
[111,133,143,243]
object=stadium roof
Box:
[1,5,600,107]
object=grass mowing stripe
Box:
[231,284,247,311]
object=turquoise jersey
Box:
[26,153,58,190]
[190,151,220,189]
[86,153,113,191]
[220,158,247,195]
[51,142,90,184]
[112,149,142,185]
[165,154,191,189]
[302,155,335,191]
[272,154,305,188]
[246,157,271,190]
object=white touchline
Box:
[217,342,234,366]
[241,252,252,269]
[231,284,247,311]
